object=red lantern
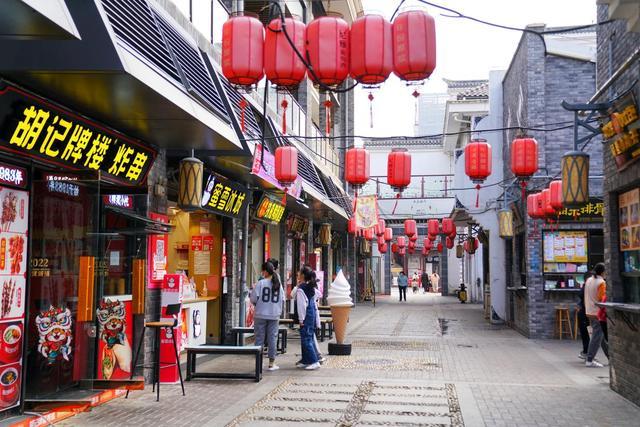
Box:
[410,234,418,243]
[306,15,350,86]
[392,10,436,82]
[511,137,539,179]
[423,238,433,251]
[427,219,439,237]
[441,218,454,236]
[397,236,407,248]
[391,243,398,253]
[275,146,298,186]
[449,229,457,239]
[542,189,555,217]
[350,14,393,85]
[549,180,563,210]
[384,227,393,242]
[404,219,417,237]
[408,247,415,255]
[422,246,428,256]
[465,238,478,254]
[527,193,544,219]
[446,236,454,249]
[363,227,375,241]
[399,247,406,255]
[348,217,357,235]
[387,150,412,192]
[465,140,492,183]
[376,219,386,236]
[463,240,469,253]
[222,15,264,87]
[345,148,370,188]
[408,240,416,250]
[437,242,443,253]
[377,235,385,246]
[378,243,388,254]
[264,18,306,88]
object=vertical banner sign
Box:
[0,83,156,186]
[354,195,379,229]
[264,231,271,261]
[0,183,29,413]
[160,275,183,384]
[96,297,133,380]
[148,213,168,289]
[299,241,306,267]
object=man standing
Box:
[584,263,608,367]
[421,271,431,293]
[397,271,408,302]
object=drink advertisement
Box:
[148,213,168,288]
[0,185,28,412]
[160,275,183,383]
[96,297,133,380]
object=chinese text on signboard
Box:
[556,201,604,221]
[201,174,248,219]
[0,84,155,185]
[601,92,639,171]
[255,193,286,223]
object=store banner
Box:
[601,92,639,171]
[354,195,379,229]
[619,188,640,252]
[0,83,156,186]
[254,193,286,224]
[96,297,133,381]
[201,174,248,219]
[556,199,604,222]
[251,144,303,199]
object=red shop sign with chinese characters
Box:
[0,82,156,186]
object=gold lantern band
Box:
[498,209,514,238]
[318,223,332,246]
[178,157,203,211]
[562,150,589,209]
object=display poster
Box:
[543,231,588,263]
[0,185,28,412]
[199,219,210,235]
[96,297,133,380]
[191,235,203,251]
[619,188,640,251]
[354,195,379,229]
[285,239,293,297]
[160,275,183,383]
[193,251,210,275]
[202,235,214,251]
[147,213,168,288]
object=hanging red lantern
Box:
[511,137,539,178]
[221,14,264,87]
[549,180,563,211]
[392,10,436,82]
[348,217,357,235]
[408,247,415,255]
[306,15,350,86]
[404,219,417,237]
[441,218,454,236]
[465,238,478,254]
[463,240,469,253]
[437,242,443,253]
[446,236,455,249]
[350,14,393,85]
[391,243,398,253]
[397,236,407,248]
[422,246,428,256]
[542,188,556,217]
[427,219,439,237]
[264,17,306,89]
[465,140,492,183]
[387,150,412,192]
[527,193,544,219]
[376,219,386,236]
[384,227,393,242]
[345,148,370,189]
[377,235,385,246]
[275,146,298,185]
[408,240,416,250]
[363,227,375,241]
[423,238,433,251]
[449,230,457,239]
[399,247,406,255]
[410,234,418,243]
[378,243,388,254]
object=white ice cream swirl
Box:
[327,270,353,307]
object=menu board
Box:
[543,231,588,263]
[619,188,640,251]
[0,185,29,412]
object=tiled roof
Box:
[457,82,489,100]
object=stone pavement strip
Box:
[60,292,640,427]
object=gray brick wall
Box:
[502,26,600,339]
[595,4,640,408]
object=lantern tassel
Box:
[281,187,288,205]
[281,99,288,135]
[475,184,481,208]
[368,92,374,128]
[239,98,248,133]
[412,90,420,126]
[353,189,358,228]
[520,180,527,202]
[392,193,401,215]
[324,100,332,135]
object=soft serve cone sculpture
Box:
[327,270,353,344]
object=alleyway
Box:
[62,293,640,427]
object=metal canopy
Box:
[0,0,80,40]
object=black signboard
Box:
[0,161,27,188]
[556,199,604,222]
[0,83,156,186]
[201,174,248,219]
[254,193,286,224]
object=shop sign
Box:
[0,163,26,189]
[286,213,309,237]
[148,213,167,288]
[0,83,156,186]
[556,200,604,222]
[191,236,203,251]
[30,257,51,277]
[264,231,271,260]
[201,174,248,219]
[619,188,640,251]
[601,92,640,171]
[103,194,133,209]
[251,144,303,199]
[255,193,286,224]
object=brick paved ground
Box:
[59,292,640,426]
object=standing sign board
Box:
[160,274,183,383]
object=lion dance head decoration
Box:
[97,299,126,348]
[35,306,73,364]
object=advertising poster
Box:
[96,297,133,380]
[147,213,168,288]
[354,195,379,229]
[619,188,640,251]
[160,275,183,384]
[0,185,28,413]
[543,231,588,263]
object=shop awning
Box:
[103,205,173,234]
[0,0,80,40]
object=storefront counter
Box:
[596,302,640,314]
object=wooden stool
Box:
[555,305,573,340]
[573,309,579,340]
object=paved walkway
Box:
[61,291,640,426]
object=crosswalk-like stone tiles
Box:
[226,379,463,426]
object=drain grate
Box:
[351,340,439,351]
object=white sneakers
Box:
[304,362,321,370]
[267,364,280,371]
[578,352,587,360]
[585,360,604,368]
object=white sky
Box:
[355,0,598,137]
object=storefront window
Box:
[619,188,640,303]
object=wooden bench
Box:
[231,326,287,353]
[185,345,262,382]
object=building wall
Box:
[595,4,640,408]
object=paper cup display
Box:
[0,323,22,364]
[0,365,20,407]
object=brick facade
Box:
[595,4,640,408]
[502,27,601,339]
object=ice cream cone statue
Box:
[327,270,353,355]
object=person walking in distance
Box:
[584,263,608,367]
[421,271,432,293]
[250,261,283,371]
[397,271,408,302]
[576,279,590,360]
[296,267,321,370]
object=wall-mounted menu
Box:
[543,231,588,263]
[619,188,640,251]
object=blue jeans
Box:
[300,302,319,365]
